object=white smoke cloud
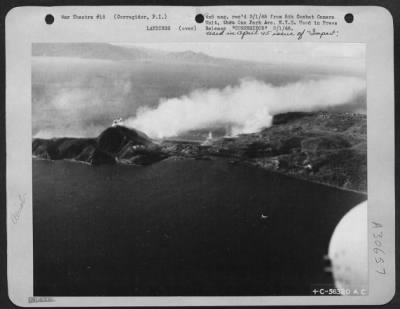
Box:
[125,77,366,139]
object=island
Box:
[32,111,367,193]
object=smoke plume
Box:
[126,77,366,139]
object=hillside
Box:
[32,112,367,192]
[32,126,166,166]
[161,112,367,192]
[216,112,366,192]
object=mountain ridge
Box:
[32,42,221,65]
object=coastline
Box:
[32,155,367,195]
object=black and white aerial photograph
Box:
[32,42,368,296]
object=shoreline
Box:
[32,112,367,193]
[32,155,368,195]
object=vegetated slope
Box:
[209,112,367,192]
[32,112,367,192]
[32,126,166,165]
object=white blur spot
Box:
[328,201,368,293]
[112,118,124,127]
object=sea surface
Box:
[33,158,366,296]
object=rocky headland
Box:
[33,112,367,192]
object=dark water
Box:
[33,159,366,296]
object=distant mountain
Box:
[32,43,152,61]
[162,50,220,64]
[32,43,220,64]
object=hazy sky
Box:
[33,42,366,138]
[114,42,365,73]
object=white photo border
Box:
[6,5,395,306]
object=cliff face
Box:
[32,112,367,192]
[32,138,97,160]
[32,126,166,166]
